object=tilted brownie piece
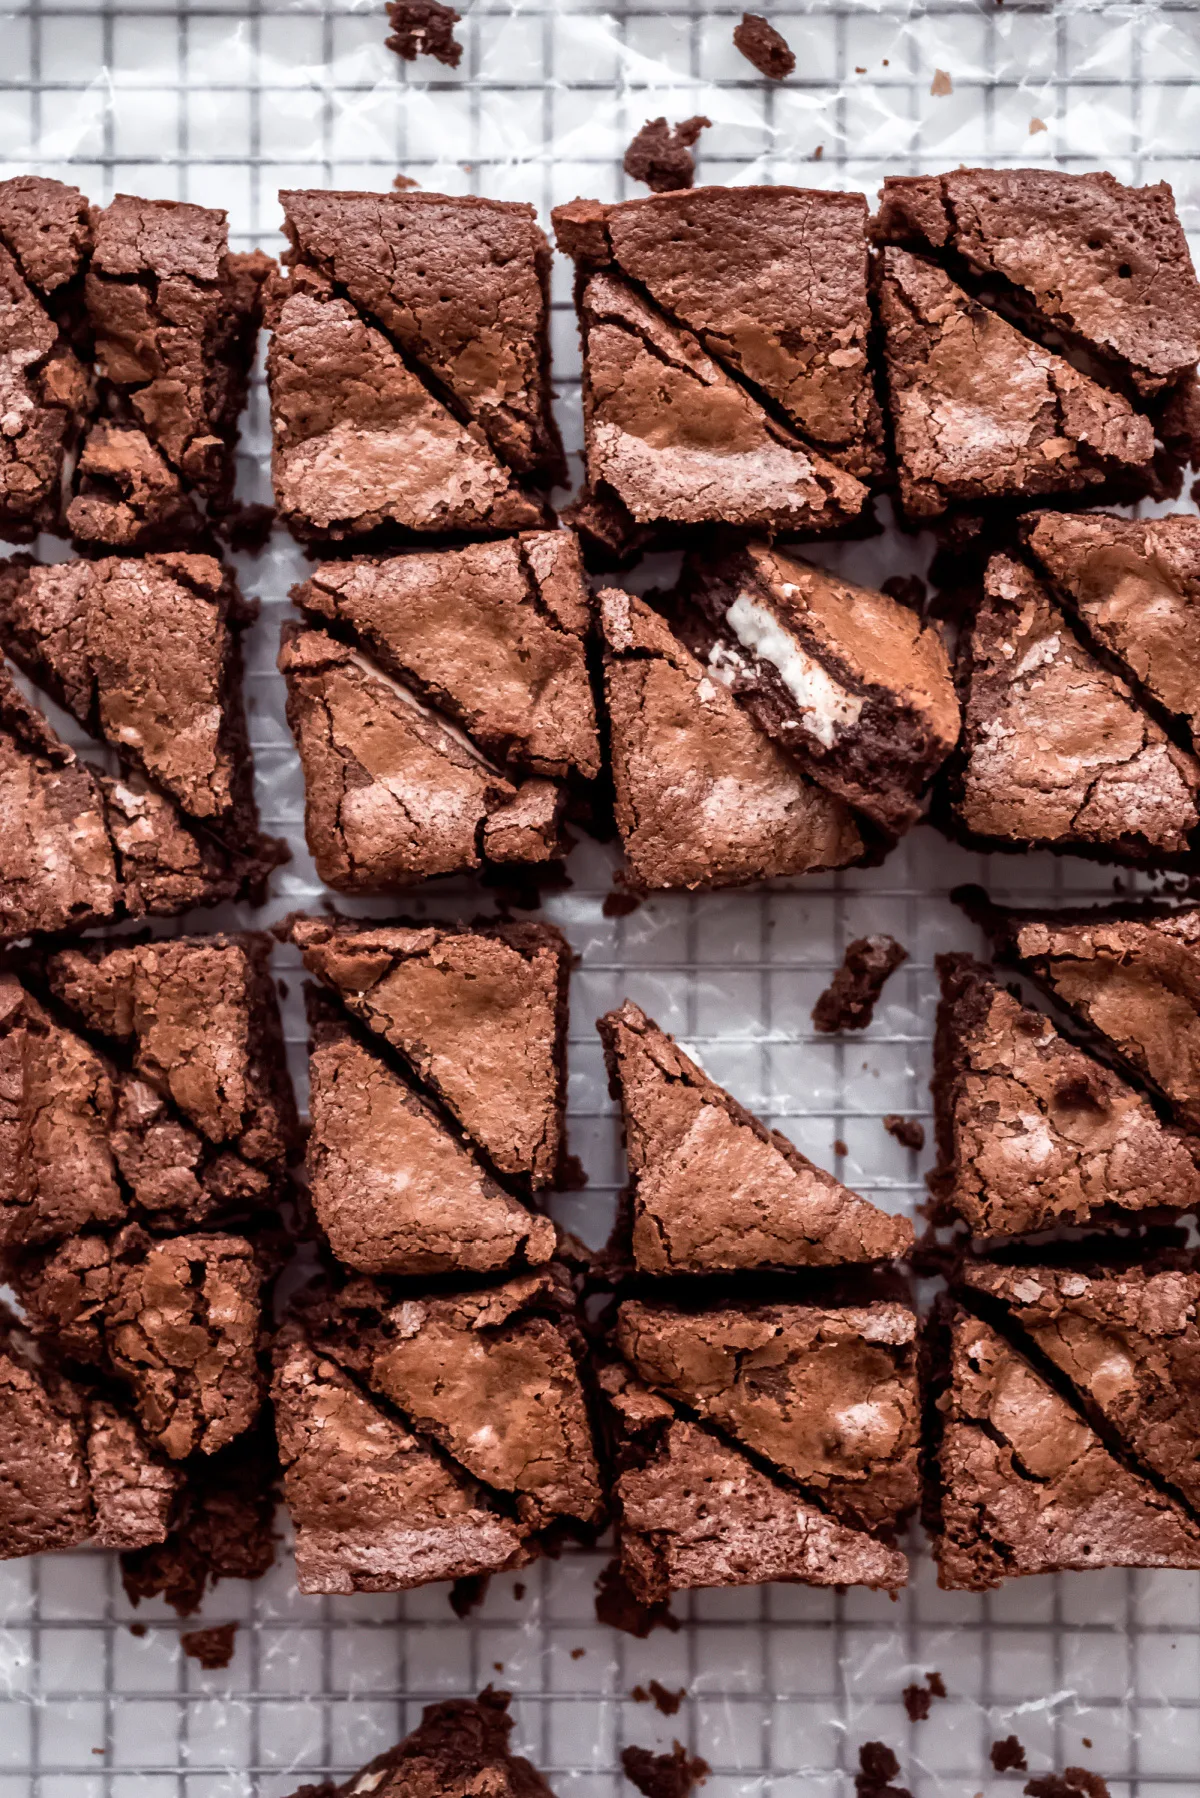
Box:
[929,1303,1200,1591]
[874,169,1200,399]
[0,175,91,541]
[733,13,796,79]
[282,1690,556,1798]
[676,542,957,832]
[599,1000,913,1272]
[876,247,1156,522]
[616,1298,919,1534]
[1022,511,1200,743]
[948,554,1200,862]
[291,532,600,782]
[600,1363,908,1602]
[961,1262,1200,1513]
[812,935,908,1033]
[286,914,569,1188]
[932,956,1200,1238]
[600,588,863,891]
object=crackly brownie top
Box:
[933,955,1200,1237]
[0,175,91,294]
[1023,510,1200,738]
[955,554,1199,856]
[600,588,863,890]
[600,999,913,1271]
[297,1691,555,1798]
[292,533,599,781]
[616,1298,919,1532]
[289,915,567,1188]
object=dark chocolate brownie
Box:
[813,935,909,1033]
[600,999,914,1271]
[676,541,958,833]
[733,13,796,78]
[290,532,600,783]
[623,117,711,194]
[285,914,570,1189]
[932,955,1200,1238]
[1022,510,1200,743]
[928,1301,1200,1590]
[948,554,1200,862]
[0,176,92,542]
[385,0,462,67]
[599,587,864,890]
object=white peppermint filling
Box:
[724,592,863,750]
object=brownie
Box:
[0,176,92,542]
[1023,510,1200,742]
[932,955,1200,1238]
[291,532,599,783]
[623,117,711,195]
[68,420,204,549]
[733,13,795,78]
[282,1690,556,1798]
[812,935,909,1033]
[600,587,864,890]
[676,541,958,833]
[599,999,914,1271]
[928,1301,1200,1590]
[285,914,570,1188]
[616,1297,920,1534]
[385,0,462,67]
[875,246,1156,522]
[948,554,1199,862]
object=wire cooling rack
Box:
[4,1,1200,1793]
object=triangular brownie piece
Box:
[931,1303,1200,1590]
[305,1690,556,1798]
[286,915,568,1188]
[1023,510,1200,742]
[876,247,1156,520]
[933,955,1200,1236]
[950,554,1199,860]
[599,1000,913,1271]
[962,1261,1200,1514]
[600,587,863,890]
[291,532,600,782]
[615,1298,919,1533]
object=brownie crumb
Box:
[813,936,909,1032]
[570,1647,586,1660]
[930,68,953,95]
[855,1741,913,1798]
[992,1736,1028,1772]
[385,0,462,67]
[513,1581,526,1600]
[632,1680,686,1716]
[621,1742,709,1798]
[833,1138,849,1158]
[901,1671,945,1721]
[884,1116,925,1152]
[450,1572,491,1618]
[1025,1775,1110,1798]
[623,117,711,194]
[180,1622,237,1671]
[129,1624,147,1639]
[604,888,643,919]
[596,1559,680,1637]
[392,173,420,190]
[733,12,795,78]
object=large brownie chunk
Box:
[676,540,958,833]
[281,1690,556,1798]
[599,999,913,1271]
[948,554,1199,862]
[932,955,1200,1238]
[600,587,863,890]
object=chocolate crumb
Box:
[813,936,909,1032]
[392,173,420,189]
[813,145,824,159]
[732,13,795,79]
[833,1138,849,1158]
[901,1671,945,1720]
[930,68,953,95]
[604,889,643,919]
[648,1680,685,1716]
[180,1623,237,1671]
[385,0,462,67]
[1024,1775,1110,1798]
[1081,1740,1091,1750]
[621,1742,709,1798]
[884,1115,926,1152]
[493,1661,504,1672]
[855,1741,913,1798]
[450,1572,490,1618]
[220,500,275,556]
[623,117,711,194]
[513,1582,526,1600]
[129,1624,147,1639]
[596,1559,681,1637]
[571,1648,586,1660]
[991,1737,1028,1772]
[1030,117,1047,134]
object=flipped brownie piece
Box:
[600,588,863,891]
[266,265,543,542]
[876,247,1156,521]
[733,13,796,78]
[601,1365,908,1601]
[280,189,563,482]
[961,1262,1200,1513]
[599,1000,913,1271]
[812,935,908,1033]
[616,1298,919,1533]
[272,1323,528,1595]
[678,541,957,832]
[283,1690,555,1798]
[931,1304,1200,1590]
[291,532,600,781]
[950,555,1199,861]
[933,955,1200,1237]
[875,169,1200,398]
[575,272,868,533]
[623,118,711,195]
[286,915,569,1188]
[385,1,463,68]
[306,1006,555,1277]
[367,1274,603,1531]
[1023,511,1200,742]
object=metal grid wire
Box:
[3,0,1200,1793]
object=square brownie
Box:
[599,999,913,1272]
[281,1690,556,1798]
[946,553,1199,863]
[599,586,864,890]
[674,540,959,834]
